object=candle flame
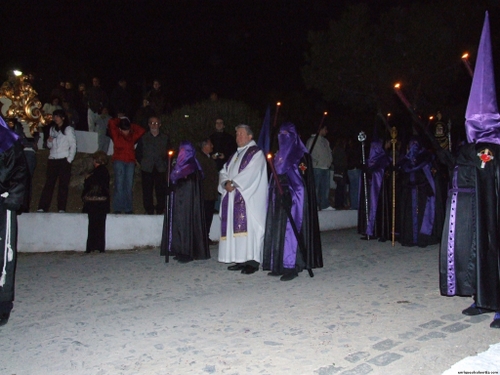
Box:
[394,83,401,89]
[168,150,174,156]
[387,113,391,117]
[267,153,272,159]
[429,116,434,120]
[276,102,281,106]
[462,53,469,59]
[323,111,328,116]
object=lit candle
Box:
[266,153,283,195]
[393,83,412,110]
[167,150,174,186]
[272,102,281,128]
[461,53,474,78]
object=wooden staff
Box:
[390,127,398,246]
[308,111,328,155]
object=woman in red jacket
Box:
[107,116,145,213]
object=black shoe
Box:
[490,312,500,328]
[241,265,258,274]
[177,256,193,264]
[84,250,92,253]
[462,303,489,316]
[208,239,219,246]
[280,269,298,281]
[0,312,10,327]
[227,263,245,271]
[99,250,105,253]
[267,271,281,276]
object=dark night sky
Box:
[2,0,408,108]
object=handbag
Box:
[83,185,108,202]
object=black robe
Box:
[0,142,28,307]
[440,143,500,311]
[397,151,440,247]
[262,154,323,275]
[160,170,209,261]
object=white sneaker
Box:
[323,206,336,211]
[37,209,44,212]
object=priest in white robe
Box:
[218,124,268,274]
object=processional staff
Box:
[162,150,175,263]
[358,131,370,240]
[390,127,398,247]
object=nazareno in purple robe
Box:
[262,122,323,275]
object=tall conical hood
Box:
[465,11,500,144]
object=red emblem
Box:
[298,163,307,174]
[477,148,494,168]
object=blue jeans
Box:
[313,168,330,210]
[348,168,361,210]
[113,160,135,213]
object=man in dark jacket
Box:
[136,116,170,215]
[196,138,219,245]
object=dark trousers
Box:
[204,200,215,240]
[38,158,72,211]
[142,168,166,214]
[86,213,107,252]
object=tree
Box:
[302,1,496,123]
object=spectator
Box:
[86,77,108,132]
[133,98,156,130]
[95,107,112,153]
[146,79,167,116]
[346,137,363,210]
[331,137,348,209]
[305,124,334,210]
[196,137,219,245]
[110,79,132,117]
[37,109,77,213]
[61,100,80,129]
[209,117,237,171]
[82,151,110,253]
[75,83,88,131]
[107,116,146,214]
[136,116,170,215]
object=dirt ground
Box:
[29,149,145,214]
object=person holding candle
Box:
[218,124,268,275]
[160,141,209,263]
[262,123,323,281]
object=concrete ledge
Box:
[17,210,358,252]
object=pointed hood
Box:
[465,11,500,144]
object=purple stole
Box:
[220,146,260,239]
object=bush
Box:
[160,98,262,148]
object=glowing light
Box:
[13,70,22,76]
